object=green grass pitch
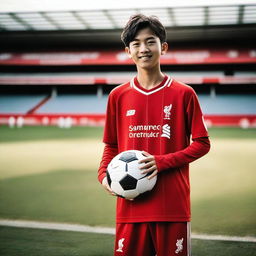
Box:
[0,126,255,255]
[1,226,256,256]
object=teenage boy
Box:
[98,14,210,256]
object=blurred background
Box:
[0,0,255,255]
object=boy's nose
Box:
[139,43,149,53]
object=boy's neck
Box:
[137,68,165,90]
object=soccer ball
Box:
[106,150,157,199]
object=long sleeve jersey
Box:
[98,75,210,223]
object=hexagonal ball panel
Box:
[123,189,140,200]
[111,181,125,197]
[137,176,157,194]
[108,159,126,173]
[119,152,138,163]
[119,174,138,190]
[127,161,143,180]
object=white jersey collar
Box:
[130,75,172,95]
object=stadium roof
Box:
[1,0,256,12]
[1,4,256,31]
[0,1,256,47]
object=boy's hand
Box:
[102,176,134,201]
[102,177,116,196]
[139,151,158,180]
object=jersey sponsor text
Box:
[129,124,170,139]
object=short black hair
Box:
[121,14,167,47]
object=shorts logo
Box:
[161,124,171,139]
[175,238,184,254]
[163,104,172,120]
[116,238,125,252]
[126,110,136,116]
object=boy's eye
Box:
[148,41,155,44]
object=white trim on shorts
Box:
[187,222,191,256]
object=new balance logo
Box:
[126,110,136,116]
[161,124,171,139]
[116,238,125,252]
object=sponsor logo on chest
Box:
[127,104,172,139]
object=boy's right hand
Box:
[102,177,116,196]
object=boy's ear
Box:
[125,46,132,58]
[161,42,168,55]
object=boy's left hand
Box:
[139,151,158,180]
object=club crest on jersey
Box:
[163,104,172,120]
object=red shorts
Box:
[114,222,191,256]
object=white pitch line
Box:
[0,219,255,243]
[0,219,115,235]
[192,233,256,243]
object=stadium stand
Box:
[1,71,256,85]
[1,92,255,115]
[1,91,255,128]
[0,4,255,128]
[0,95,48,114]
[37,95,108,114]
[39,93,256,116]
[199,95,256,115]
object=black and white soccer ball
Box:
[106,150,157,199]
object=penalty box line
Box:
[0,219,255,243]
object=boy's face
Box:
[125,27,168,71]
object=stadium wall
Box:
[1,113,256,128]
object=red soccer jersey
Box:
[100,75,209,223]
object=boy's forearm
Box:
[98,143,118,183]
[154,137,210,172]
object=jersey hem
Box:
[116,216,191,223]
